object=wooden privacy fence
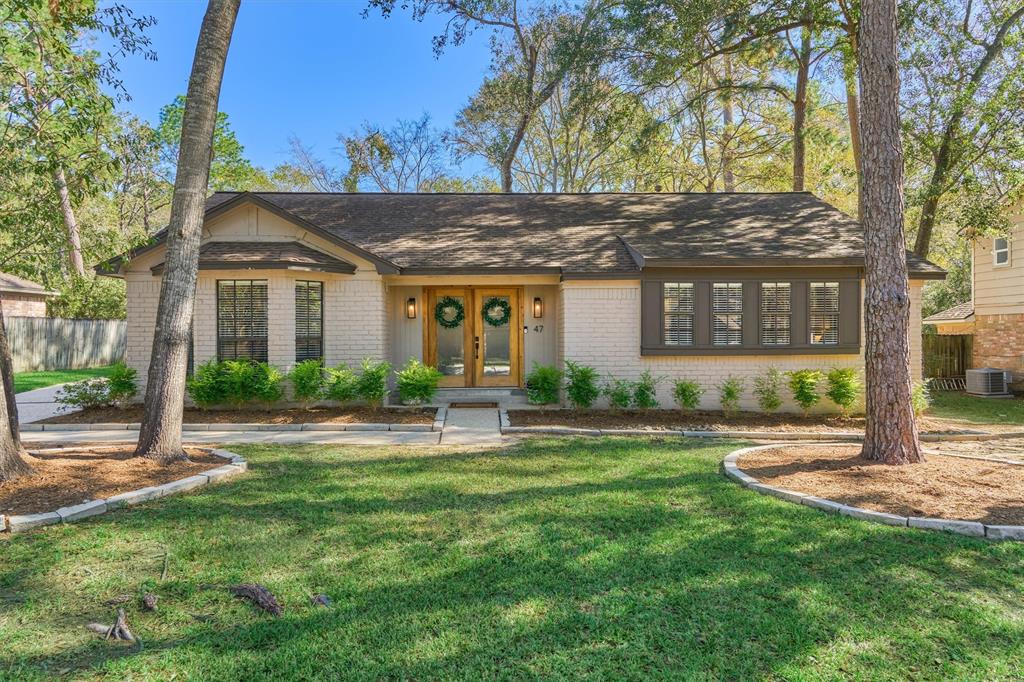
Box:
[5,317,126,372]
[922,333,972,380]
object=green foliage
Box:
[396,358,442,405]
[632,370,661,409]
[564,360,600,409]
[289,359,325,406]
[105,362,137,406]
[672,379,703,411]
[825,367,862,415]
[787,370,825,415]
[56,379,114,410]
[912,381,931,417]
[717,376,745,416]
[324,364,359,403]
[357,358,392,409]
[603,377,634,410]
[752,367,783,413]
[47,276,126,319]
[526,363,562,405]
[185,359,283,408]
[186,360,228,408]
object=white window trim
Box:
[993,237,1010,267]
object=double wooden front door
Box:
[424,287,522,388]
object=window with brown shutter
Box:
[217,280,269,362]
[809,282,840,344]
[663,282,694,345]
[295,280,323,362]
[712,282,743,345]
[760,282,791,345]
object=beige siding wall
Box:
[523,284,559,370]
[388,285,424,368]
[973,216,1024,316]
[559,279,924,412]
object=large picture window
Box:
[663,282,694,345]
[760,282,791,345]
[295,280,324,362]
[217,280,268,361]
[809,282,840,345]
[712,282,743,345]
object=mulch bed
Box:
[508,409,982,434]
[43,406,435,426]
[737,444,1024,525]
[1,447,223,516]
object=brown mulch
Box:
[737,444,1024,525]
[1,447,223,516]
[509,409,986,434]
[43,406,436,426]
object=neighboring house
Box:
[924,205,1024,381]
[101,191,943,410]
[0,271,55,317]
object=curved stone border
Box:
[0,447,247,535]
[722,444,1024,541]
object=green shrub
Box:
[752,367,783,413]
[632,370,661,409]
[56,379,114,410]
[289,359,325,406]
[357,358,391,409]
[105,362,138,407]
[787,369,824,415]
[526,363,562,405]
[912,380,931,417]
[603,377,634,410]
[324,364,359,403]
[825,367,862,416]
[564,360,600,409]
[252,363,284,405]
[718,376,745,416]
[673,379,703,411]
[187,359,229,408]
[396,358,442,405]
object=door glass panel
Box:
[436,295,465,376]
[481,296,511,377]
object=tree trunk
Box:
[53,166,86,277]
[721,54,736,191]
[792,20,812,192]
[0,304,31,481]
[857,0,923,465]
[135,0,240,464]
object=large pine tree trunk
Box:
[0,304,31,481]
[792,20,812,192]
[857,0,923,465]
[53,166,86,277]
[721,55,736,192]
[135,0,240,463]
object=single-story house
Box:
[101,191,943,410]
[0,271,56,317]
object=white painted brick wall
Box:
[560,281,926,412]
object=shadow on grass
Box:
[3,437,1023,679]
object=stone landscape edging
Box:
[721,443,1024,542]
[0,447,248,535]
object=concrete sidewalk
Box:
[21,428,442,447]
[439,408,503,446]
[16,384,75,424]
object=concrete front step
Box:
[432,388,530,407]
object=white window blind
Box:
[217,280,269,361]
[712,282,743,345]
[809,282,840,345]
[663,283,694,345]
[295,280,323,362]
[760,282,791,345]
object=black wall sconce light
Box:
[533,296,543,318]
[406,297,417,319]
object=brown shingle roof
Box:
[151,241,356,274]
[924,301,974,322]
[0,271,55,297]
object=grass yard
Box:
[13,366,115,394]
[928,390,1024,425]
[2,438,1022,680]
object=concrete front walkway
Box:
[439,408,503,446]
[16,384,74,424]
[21,429,442,447]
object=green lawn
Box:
[928,390,1024,425]
[12,366,115,394]
[2,438,1022,680]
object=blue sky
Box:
[97,1,494,173]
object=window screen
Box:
[760,282,791,345]
[295,280,324,362]
[217,280,268,361]
[809,282,840,344]
[994,237,1010,266]
[712,282,743,345]
[663,283,694,345]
